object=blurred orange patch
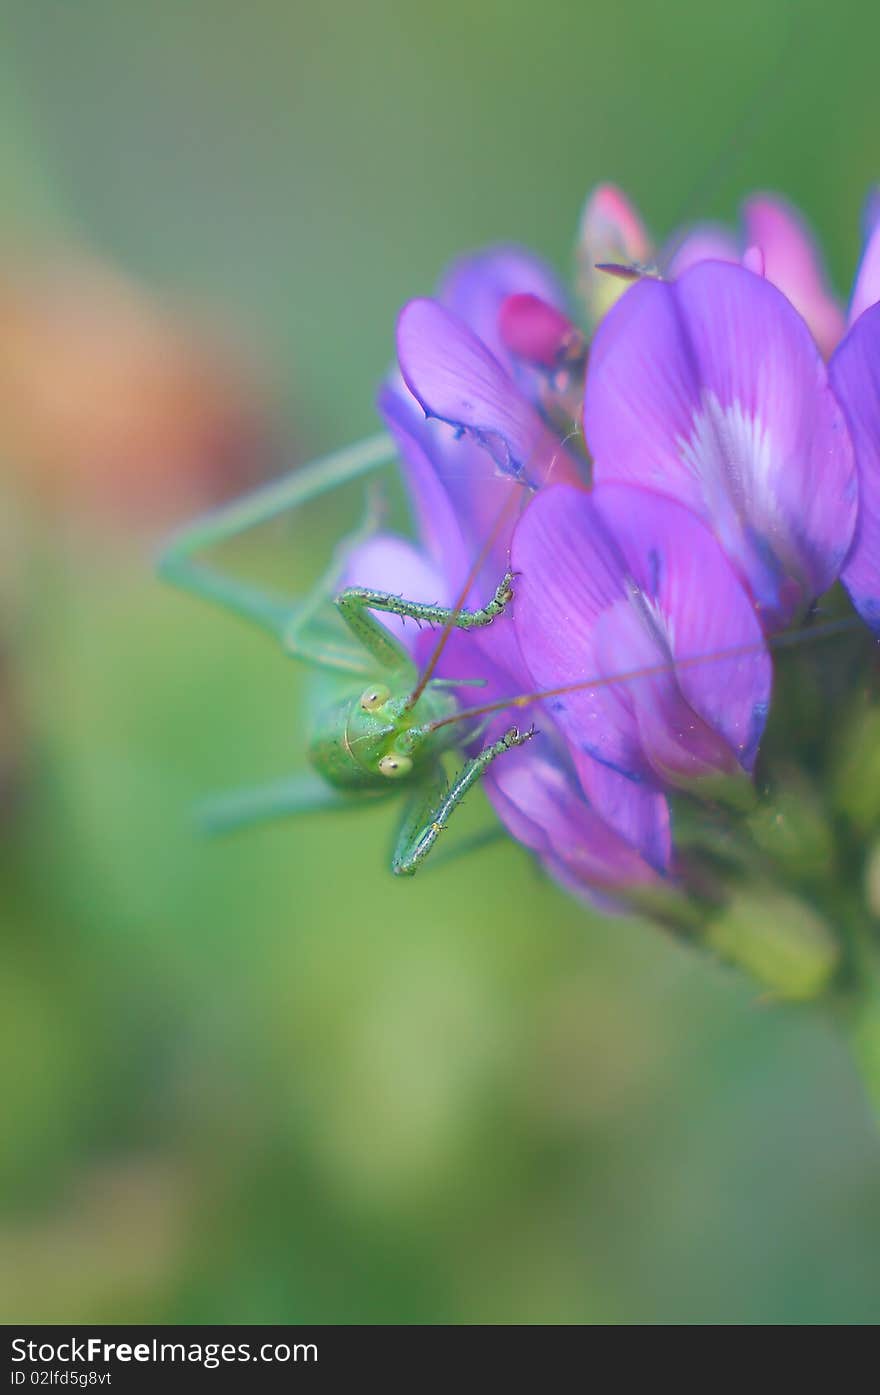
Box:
[0,249,277,530]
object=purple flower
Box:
[583,260,857,631]
[807,188,880,636]
[848,187,880,330]
[342,222,853,905]
[343,247,670,902]
[434,245,569,364]
[829,298,880,633]
[385,248,586,679]
[578,184,845,357]
[510,480,771,849]
[395,297,576,485]
[668,194,845,359]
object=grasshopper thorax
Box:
[308,681,459,791]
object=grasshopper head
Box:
[308,682,456,791]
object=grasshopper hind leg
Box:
[158,431,396,651]
[197,769,372,836]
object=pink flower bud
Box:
[497,293,583,369]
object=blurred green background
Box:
[2,0,880,1324]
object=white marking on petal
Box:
[675,389,777,529]
[624,576,675,656]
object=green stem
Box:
[847,983,880,1121]
[836,911,880,1127]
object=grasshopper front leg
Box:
[391,726,535,876]
[334,571,515,674]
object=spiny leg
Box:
[391,726,535,876]
[408,824,509,874]
[335,571,515,677]
[157,432,396,644]
[197,768,383,836]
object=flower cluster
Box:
[345,185,880,994]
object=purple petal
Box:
[484,741,669,896]
[510,482,770,808]
[830,301,880,632]
[862,187,880,241]
[409,598,530,713]
[571,759,671,874]
[343,533,450,654]
[397,298,581,488]
[438,245,568,367]
[590,600,754,805]
[584,261,857,630]
[377,378,471,588]
[742,195,845,358]
[665,223,740,278]
[741,245,765,277]
[667,198,845,358]
[592,484,771,772]
[510,481,640,787]
[849,191,880,328]
[378,376,541,678]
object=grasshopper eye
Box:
[360,684,391,712]
[378,753,413,779]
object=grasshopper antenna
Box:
[593,0,801,286]
[423,614,867,736]
[666,0,801,244]
[405,479,528,710]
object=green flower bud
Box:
[705,887,839,1000]
[746,770,835,885]
[832,700,880,836]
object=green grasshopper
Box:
[158,433,534,875]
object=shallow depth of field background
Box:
[2,0,880,1324]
